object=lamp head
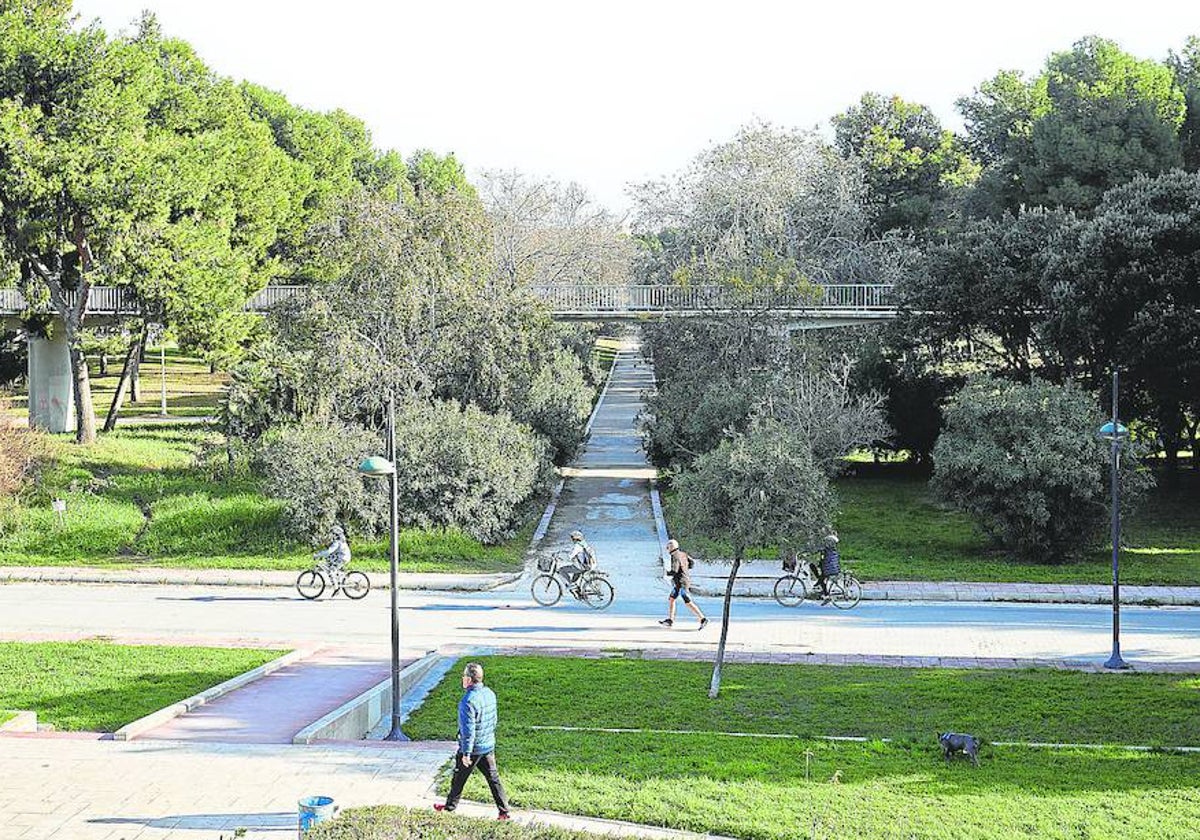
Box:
[358,455,395,477]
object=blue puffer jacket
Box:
[458,684,498,755]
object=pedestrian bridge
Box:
[1,283,896,323]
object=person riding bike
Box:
[315,525,351,571]
[815,532,841,602]
[560,530,596,593]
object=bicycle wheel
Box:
[531,574,563,606]
[581,577,614,610]
[296,570,325,600]
[773,574,808,608]
[830,574,862,610]
[341,570,371,600]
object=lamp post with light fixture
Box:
[358,392,406,738]
[1097,371,1130,671]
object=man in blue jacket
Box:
[434,662,511,820]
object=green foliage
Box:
[676,421,836,557]
[903,205,1073,377]
[403,656,1200,840]
[832,92,979,233]
[254,420,387,541]
[1169,37,1200,170]
[0,641,278,731]
[389,401,550,544]
[933,376,1152,562]
[309,807,595,840]
[1043,170,1200,474]
[958,37,1185,213]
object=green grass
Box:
[403,656,1200,840]
[4,344,225,422]
[591,337,621,375]
[663,463,1200,585]
[0,710,15,726]
[0,424,532,573]
[0,641,281,731]
[310,806,596,840]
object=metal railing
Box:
[1,283,895,318]
[529,284,895,313]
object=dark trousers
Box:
[444,750,510,815]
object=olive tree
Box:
[676,422,836,698]
[932,376,1152,562]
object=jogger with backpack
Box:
[660,538,707,629]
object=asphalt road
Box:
[1,580,1197,667]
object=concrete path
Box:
[525,342,669,600]
[139,648,402,744]
[4,581,1199,669]
[0,736,450,840]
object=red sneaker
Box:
[498,813,511,821]
[434,804,451,813]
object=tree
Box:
[676,422,836,697]
[631,122,897,288]
[958,38,1186,213]
[932,376,1151,562]
[478,169,633,288]
[832,92,979,234]
[1042,170,1200,480]
[900,206,1073,379]
[0,4,155,442]
[1168,36,1200,171]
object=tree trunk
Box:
[708,552,743,699]
[65,326,97,445]
[102,336,142,432]
[129,328,146,403]
[1162,429,1181,490]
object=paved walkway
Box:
[140,649,402,744]
[524,341,671,600]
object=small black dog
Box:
[938,732,980,767]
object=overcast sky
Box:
[71,0,1197,213]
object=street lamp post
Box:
[359,392,406,739]
[1098,371,1130,671]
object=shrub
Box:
[932,376,1153,562]
[390,400,550,543]
[515,346,593,463]
[0,397,40,498]
[254,421,388,541]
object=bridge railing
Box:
[1,283,895,317]
[530,284,895,312]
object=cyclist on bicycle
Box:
[560,530,596,593]
[315,525,351,571]
[816,532,840,602]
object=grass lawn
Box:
[0,424,533,573]
[0,710,15,726]
[663,462,1200,585]
[4,344,225,422]
[0,641,281,731]
[310,806,595,840]
[404,656,1200,840]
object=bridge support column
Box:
[28,326,75,433]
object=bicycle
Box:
[773,554,862,610]
[530,551,615,610]
[296,559,371,600]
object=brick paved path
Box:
[140,649,404,744]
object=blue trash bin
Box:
[298,795,337,836]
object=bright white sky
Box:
[72,0,1197,214]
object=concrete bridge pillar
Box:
[28,327,75,433]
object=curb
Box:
[448,798,737,840]
[0,568,522,592]
[0,711,37,733]
[685,568,1200,606]
[112,647,315,741]
[292,651,449,744]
